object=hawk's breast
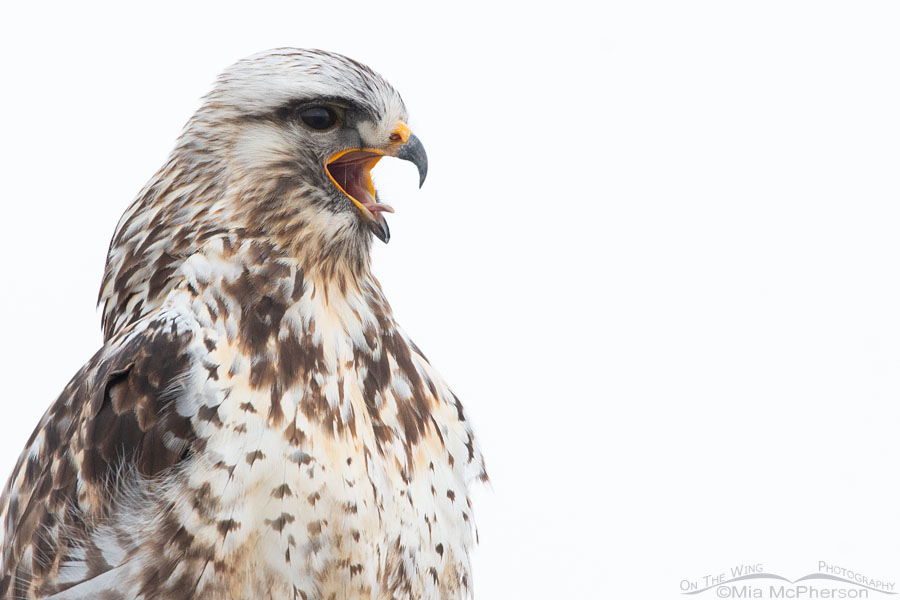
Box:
[153,245,485,599]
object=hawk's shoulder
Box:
[0,308,204,598]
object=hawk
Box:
[0,48,487,599]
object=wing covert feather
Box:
[0,314,199,598]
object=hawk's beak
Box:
[389,124,428,187]
[325,124,428,244]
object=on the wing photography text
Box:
[680,562,895,599]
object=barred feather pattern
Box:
[0,49,487,599]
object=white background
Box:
[1,2,899,598]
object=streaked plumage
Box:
[0,48,486,599]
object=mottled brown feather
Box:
[0,320,196,597]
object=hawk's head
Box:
[100,49,428,339]
[182,48,426,246]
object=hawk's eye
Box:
[300,106,338,130]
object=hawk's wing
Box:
[0,310,203,598]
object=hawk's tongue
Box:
[366,201,394,215]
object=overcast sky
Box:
[1,2,899,598]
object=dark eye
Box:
[300,106,338,130]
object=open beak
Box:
[325,125,428,244]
